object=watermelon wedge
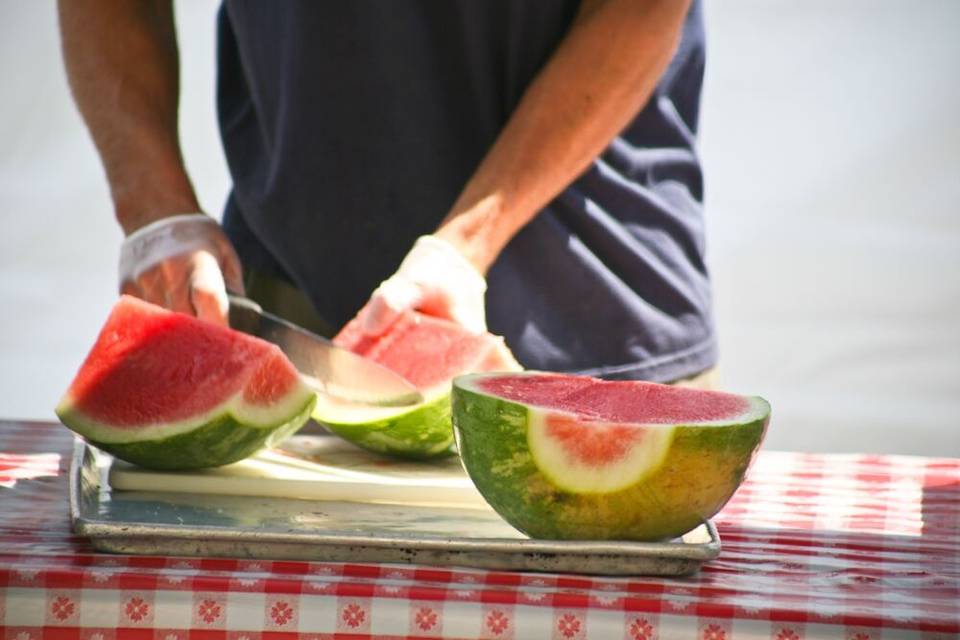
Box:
[452,372,769,541]
[56,296,316,470]
[312,311,521,459]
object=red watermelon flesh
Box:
[56,296,316,470]
[65,296,300,426]
[475,373,751,425]
[334,311,520,392]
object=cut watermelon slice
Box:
[452,371,769,541]
[312,311,521,459]
[56,296,316,470]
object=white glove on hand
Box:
[361,235,487,336]
[118,214,244,324]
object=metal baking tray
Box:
[70,438,720,576]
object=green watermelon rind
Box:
[312,390,455,460]
[451,373,770,541]
[56,391,317,471]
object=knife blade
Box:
[227,294,423,407]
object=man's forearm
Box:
[58,0,199,234]
[436,0,691,274]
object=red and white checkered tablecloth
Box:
[0,420,957,640]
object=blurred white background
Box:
[1,1,958,455]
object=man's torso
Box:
[217,0,714,381]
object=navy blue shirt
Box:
[217,0,715,382]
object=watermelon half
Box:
[56,296,316,470]
[312,311,521,459]
[452,372,770,541]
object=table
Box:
[1,420,957,639]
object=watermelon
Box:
[312,311,521,459]
[452,372,769,541]
[56,296,316,470]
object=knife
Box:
[227,294,423,407]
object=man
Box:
[59,0,715,386]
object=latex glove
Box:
[361,235,487,336]
[118,214,244,324]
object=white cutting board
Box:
[108,435,489,508]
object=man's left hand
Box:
[358,235,487,337]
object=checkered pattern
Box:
[1,421,958,639]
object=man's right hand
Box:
[119,214,244,325]
[59,2,230,319]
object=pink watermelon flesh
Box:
[475,373,750,424]
[65,296,301,426]
[313,311,521,459]
[543,414,650,467]
[334,311,518,391]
